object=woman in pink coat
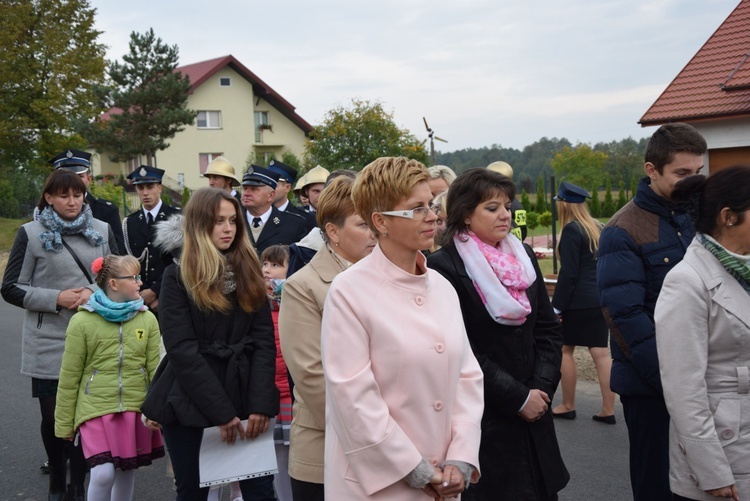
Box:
[320,157,484,500]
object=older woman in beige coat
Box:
[656,166,750,501]
[278,176,376,500]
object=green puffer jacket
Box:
[55,309,161,438]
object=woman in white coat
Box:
[320,157,484,500]
[656,166,750,501]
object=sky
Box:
[91,0,741,152]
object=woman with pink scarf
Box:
[428,168,569,500]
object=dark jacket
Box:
[428,243,568,500]
[552,221,601,311]
[284,203,317,232]
[597,177,694,397]
[141,265,279,428]
[87,192,124,255]
[123,203,180,296]
[242,205,308,255]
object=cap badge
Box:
[246,166,254,176]
[66,150,73,159]
[139,167,147,177]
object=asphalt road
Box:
[0,298,632,500]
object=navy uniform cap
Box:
[554,181,591,204]
[48,149,91,174]
[242,165,280,189]
[267,159,298,184]
[127,165,165,185]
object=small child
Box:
[55,255,163,501]
[261,244,293,501]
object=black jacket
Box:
[428,244,569,500]
[87,192,124,255]
[141,265,279,428]
[242,205,308,255]
[123,203,180,296]
[284,203,317,232]
[552,221,601,311]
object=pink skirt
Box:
[79,411,164,470]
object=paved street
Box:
[0,298,631,500]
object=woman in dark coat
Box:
[141,188,279,500]
[427,168,569,500]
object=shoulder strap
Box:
[61,238,94,284]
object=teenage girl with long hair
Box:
[142,187,279,500]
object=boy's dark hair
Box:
[644,123,707,174]
[261,244,290,266]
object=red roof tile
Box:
[640,0,750,126]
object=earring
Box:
[728,222,734,227]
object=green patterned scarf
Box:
[697,233,750,293]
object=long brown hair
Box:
[180,188,266,313]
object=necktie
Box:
[147,212,154,226]
[252,217,262,228]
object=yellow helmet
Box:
[203,156,241,186]
[301,165,330,195]
[294,174,307,195]
[487,161,513,179]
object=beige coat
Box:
[656,239,750,500]
[278,245,346,484]
[321,245,483,500]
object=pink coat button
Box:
[415,296,424,306]
[435,343,444,353]
[433,401,443,411]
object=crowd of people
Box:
[1,120,749,501]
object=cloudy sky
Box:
[92,0,739,151]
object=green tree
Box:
[79,28,195,166]
[520,189,531,212]
[535,176,547,213]
[0,0,106,167]
[550,143,608,190]
[589,186,601,217]
[630,175,638,200]
[281,151,302,172]
[526,211,540,231]
[616,188,628,211]
[304,99,428,171]
[602,179,616,217]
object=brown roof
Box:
[101,55,312,134]
[640,0,750,126]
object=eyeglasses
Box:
[381,207,436,220]
[114,275,141,283]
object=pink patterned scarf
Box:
[454,230,535,325]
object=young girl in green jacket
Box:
[55,254,163,500]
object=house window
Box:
[220,77,231,86]
[197,111,222,129]
[254,111,270,142]
[199,153,224,174]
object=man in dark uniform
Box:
[241,165,308,255]
[49,149,125,254]
[267,159,316,231]
[123,166,180,313]
[202,155,242,203]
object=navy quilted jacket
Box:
[597,177,694,397]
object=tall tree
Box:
[304,98,428,171]
[535,176,547,213]
[550,143,608,190]
[79,28,195,166]
[0,0,106,167]
[602,178,616,217]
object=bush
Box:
[89,180,125,210]
[526,211,540,231]
[182,187,191,206]
[539,211,552,228]
[602,179,616,217]
[520,189,531,212]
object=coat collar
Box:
[634,176,687,219]
[685,239,750,330]
[355,243,430,292]
[309,245,348,284]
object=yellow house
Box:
[92,55,312,191]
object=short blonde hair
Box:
[427,165,457,185]
[352,157,429,235]
[316,176,356,239]
[94,255,140,290]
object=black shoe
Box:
[552,409,576,420]
[41,459,50,474]
[592,414,616,425]
[65,483,85,501]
